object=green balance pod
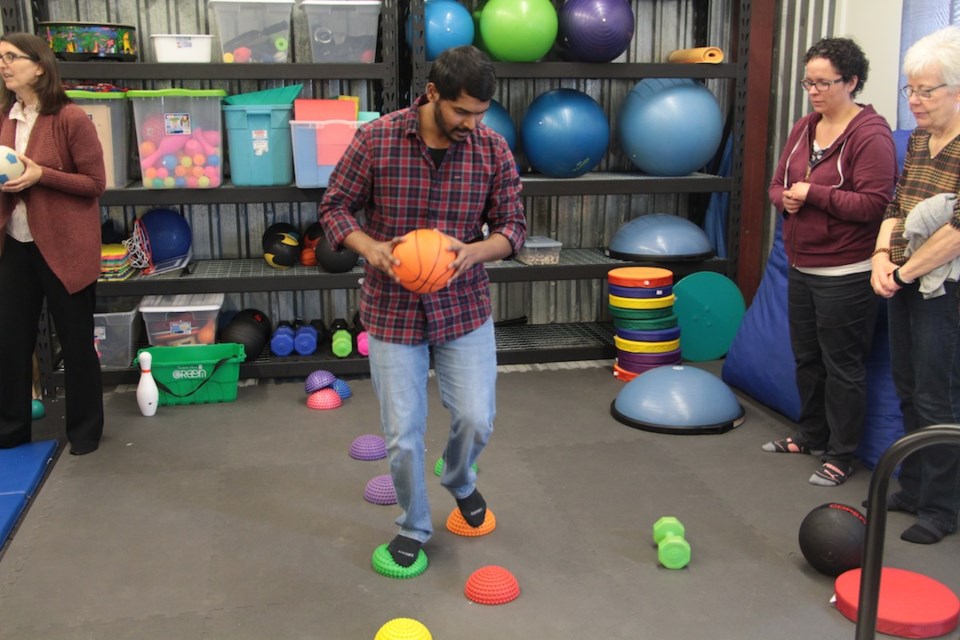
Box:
[223,104,293,186]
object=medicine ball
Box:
[316,235,360,273]
[261,222,300,252]
[220,308,271,362]
[263,232,301,269]
[798,502,867,577]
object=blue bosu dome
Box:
[607,213,713,261]
[611,365,745,434]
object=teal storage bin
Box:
[223,104,293,186]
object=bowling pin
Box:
[137,351,159,417]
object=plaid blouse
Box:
[319,95,526,345]
[884,129,960,265]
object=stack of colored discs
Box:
[607,266,682,381]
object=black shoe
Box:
[69,441,99,456]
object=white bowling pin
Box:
[137,351,159,417]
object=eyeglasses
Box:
[0,52,36,65]
[900,83,948,100]
[800,78,845,92]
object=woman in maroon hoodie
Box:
[0,33,106,455]
[762,38,897,486]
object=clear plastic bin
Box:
[298,0,382,63]
[66,90,130,189]
[209,0,296,63]
[290,119,360,188]
[93,297,141,368]
[127,89,227,189]
[516,236,562,265]
[139,293,225,346]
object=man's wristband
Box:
[892,268,912,287]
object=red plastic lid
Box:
[834,567,959,638]
[607,266,674,288]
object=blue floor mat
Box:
[0,440,59,544]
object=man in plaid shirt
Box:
[320,45,526,570]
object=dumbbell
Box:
[652,516,691,570]
[330,318,352,358]
[270,321,296,357]
[352,311,368,357]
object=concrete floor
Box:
[1,361,958,639]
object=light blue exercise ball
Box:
[482,99,517,153]
[618,78,724,176]
[611,365,745,433]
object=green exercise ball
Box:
[479,0,558,62]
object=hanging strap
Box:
[153,357,232,399]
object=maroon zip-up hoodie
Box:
[768,105,897,268]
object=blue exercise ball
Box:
[482,99,517,153]
[557,0,635,63]
[607,213,714,261]
[618,78,724,176]
[138,208,192,263]
[611,365,745,434]
[406,0,475,61]
[520,88,610,178]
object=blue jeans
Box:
[888,280,960,533]
[788,268,878,463]
[367,317,496,543]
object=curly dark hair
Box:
[428,45,496,102]
[803,37,869,97]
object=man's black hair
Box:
[428,45,496,102]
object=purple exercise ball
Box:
[557,0,635,63]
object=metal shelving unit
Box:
[39,0,752,394]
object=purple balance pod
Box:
[607,283,674,298]
[615,348,683,368]
[615,360,673,375]
[305,369,336,394]
[349,434,387,461]
[363,474,397,505]
[615,326,681,342]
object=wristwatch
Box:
[892,268,912,287]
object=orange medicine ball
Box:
[392,228,457,294]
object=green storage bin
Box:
[134,343,245,406]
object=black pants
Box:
[0,236,103,449]
[788,268,878,463]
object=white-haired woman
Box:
[871,25,960,544]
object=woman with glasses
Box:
[0,33,106,455]
[763,38,897,487]
[870,25,960,544]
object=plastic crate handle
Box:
[153,357,233,399]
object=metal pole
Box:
[856,424,960,639]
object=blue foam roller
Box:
[0,440,59,497]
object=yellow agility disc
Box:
[608,293,676,310]
[614,335,682,353]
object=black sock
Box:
[901,522,945,544]
[387,535,422,567]
[456,489,487,527]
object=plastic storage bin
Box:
[209,0,296,63]
[223,104,293,186]
[516,236,562,265]
[93,297,141,369]
[135,343,245,406]
[151,34,214,62]
[66,90,130,189]
[128,89,227,189]
[290,119,360,188]
[139,293,225,346]
[298,0,382,63]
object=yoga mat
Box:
[668,47,724,64]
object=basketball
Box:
[391,228,457,294]
[798,502,867,577]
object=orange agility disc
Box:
[607,266,674,288]
[392,228,456,294]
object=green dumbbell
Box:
[657,533,691,569]
[652,516,685,545]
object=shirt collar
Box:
[9,99,38,122]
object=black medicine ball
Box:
[220,308,271,362]
[263,232,301,269]
[316,235,359,273]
